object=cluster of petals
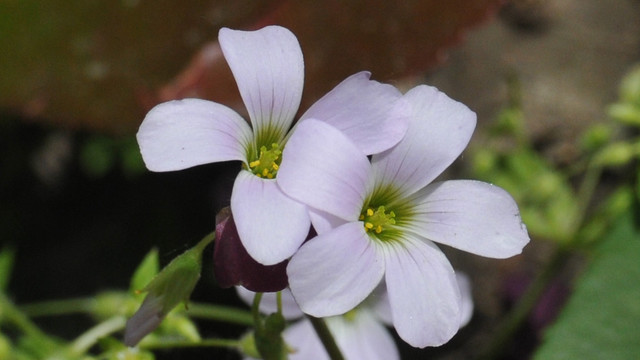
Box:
[137,25,409,266]
[237,272,473,360]
[277,85,530,347]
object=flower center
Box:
[247,143,282,179]
[359,205,396,234]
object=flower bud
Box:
[238,331,261,359]
[594,142,635,167]
[0,334,11,359]
[213,207,289,292]
[124,233,213,346]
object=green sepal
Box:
[142,234,213,315]
[238,332,261,359]
[255,312,287,360]
[130,248,159,297]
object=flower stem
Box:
[0,292,49,340]
[20,297,96,317]
[187,302,254,326]
[307,315,345,360]
[19,296,254,327]
[252,292,264,330]
[69,316,126,356]
[141,337,240,350]
[479,247,569,360]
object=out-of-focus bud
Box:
[619,65,640,103]
[580,124,612,152]
[124,233,213,346]
[608,103,640,127]
[0,334,11,359]
[593,142,635,167]
[238,331,261,359]
[255,312,288,360]
[472,148,498,176]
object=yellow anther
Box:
[360,205,396,237]
[246,142,282,179]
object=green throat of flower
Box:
[360,205,396,235]
[246,143,282,179]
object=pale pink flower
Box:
[137,26,408,265]
[277,85,529,347]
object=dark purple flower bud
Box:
[213,207,289,292]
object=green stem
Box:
[569,163,603,237]
[20,297,96,318]
[307,315,345,360]
[141,338,240,350]
[0,292,49,340]
[252,292,264,331]
[69,316,126,356]
[187,302,253,326]
[21,297,253,326]
[276,291,283,315]
[479,248,569,360]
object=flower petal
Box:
[278,119,372,221]
[285,320,328,360]
[369,284,393,326]
[235,286,303,320]
[213,209,288,292]
[231,171,311,265]
[219,26,304,141]
[384,237,461,347]
[407,180,530,258]
[137,99,252,171]
[371,85,476,196]
[287,222,384,317]
[298,71,408,155]
[308,208,349,234]
[456,272,474,327]
[328,310,400,360]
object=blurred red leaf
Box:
[0,0,502,133]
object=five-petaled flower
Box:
[277,85,530,347]
[137,25,409,266]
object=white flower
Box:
[237,271,473,359]
[236,287,399,360]
[137,26,408,265]
[277,85,529,347]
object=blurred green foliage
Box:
[533,213,640,360]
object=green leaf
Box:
[533,213,640,360]
[130,248,159,295]
[0,248,15,291]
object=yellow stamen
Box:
[360,206,396,236]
